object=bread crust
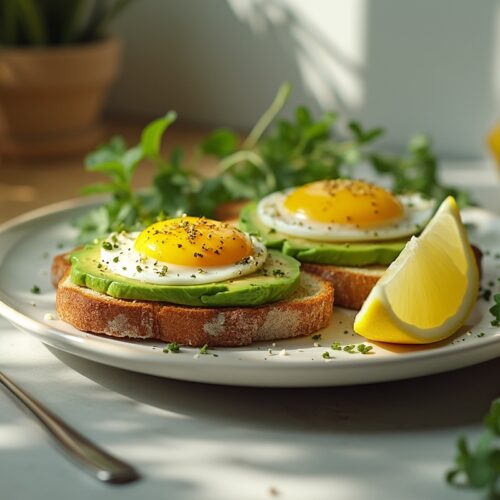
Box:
[51,252,71,287]
[55,268,333,347]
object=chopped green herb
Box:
[312,334,322,341]
[163,342,180,353]
[272,269,285,277]
[331,342,342,351]
[199,344,209,355]
[343,344,356,353]
[102,241,113,250]
[477,332,485,338]
[136,265,143,273]
[357,343,373,354]
[322,351,332,359]
[30,285,40,294]
[489,294,500,326]
[480,288,492,301]
[112,256,119,263]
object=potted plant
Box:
[0,0,132,160]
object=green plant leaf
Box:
[485,400,500,436]
[80,182,118,195]
[122,145,144,176]
[201,128,239,158]
[141,111,177,158]
[447,400,500,497]
[348,121,384,144]
[85,136,126,167]
[77,83,473,249]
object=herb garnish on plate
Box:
[76,83,470,243]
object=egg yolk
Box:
[134,217,254,267]
[284,180,404,228]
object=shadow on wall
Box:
[109,0,499,158]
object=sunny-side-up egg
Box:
[100,216,267,285]
[257,179,436,242]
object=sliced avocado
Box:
[69,244,300,307]
[239,202,407,266]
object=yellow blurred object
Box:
[353,197,479,344]
[487,120,500,167]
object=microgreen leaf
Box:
[77,83,473,244]
[87,136,126,163]
[141,111,177,158]
[122,146,144,175]
[80,182,120,195]
[201,128,239,158]
[163,342,180,353]
[446,400,500,497]
[489,294,500,326]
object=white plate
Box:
[0,199,499,387]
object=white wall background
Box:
[109,0,500,158]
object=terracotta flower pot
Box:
[0,38,121,160]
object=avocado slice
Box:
[69,244,300,307]
[239,202,407,266]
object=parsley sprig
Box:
[446,399,500,498]
[77,83,471,243]
[489,294,500,326]
[163,342,180,353]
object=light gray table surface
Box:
[0,160,499,500]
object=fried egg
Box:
[257,179,436,242]
[101,217,267,285]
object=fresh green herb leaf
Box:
[199,344,209,355]
[331,342,342,351]
[141,111,177,158]
[357,344,373,354]
[343,344,356,353]
[163,342,180,353]
[490,294,500,326]
[77,83,472,244]
[30,285,40,294]
[446,399,500,497]
[201,128,239,158]
[322,351,331,359]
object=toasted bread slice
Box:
[55,269,333,347]
[301,263,384,310]
[302,244,483,310]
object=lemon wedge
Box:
[353,196,479,344]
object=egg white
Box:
[257,190,436,242]
[100,231,267,285]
